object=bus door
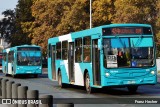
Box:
[68,42,75,83]
[51,45,56,80]
[92,39,101,86]
[4,53,8,74]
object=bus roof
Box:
[101,23,151,28]
[48,23,152,43]
[3,45,41,53]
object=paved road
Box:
[0,69,160,107]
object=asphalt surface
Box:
[0,69,160,107]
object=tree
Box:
[29,0,75,53]
[56,0,89,35]
[29,0,55,54]
[11,0,34,46]
[155,0,160,57]
[92,0,115,27]
[113,0,157,25]
[0,10,16,42]
[57,0,115,33]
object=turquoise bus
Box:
[2,45,42,77]
[48,24,157,93]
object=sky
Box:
[0,0,18,20]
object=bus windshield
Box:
[17,51,41,66]
[103,38,154,68]
[131,47,154,67]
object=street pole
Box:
[90,0,92,29]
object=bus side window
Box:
[83,36,91,62]
[75,38,82,62]
[3,53,7,61]
[56,42,61,59]
[62,41,68,60]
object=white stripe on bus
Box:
[58,34,72,42]
[74,63,84,86]
[8,63,12,74]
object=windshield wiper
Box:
[132,35,143,47]
[116,36,126,48]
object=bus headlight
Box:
[150,71,155,75]
[105,73,110,77]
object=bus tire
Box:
[58,72,66,88]
[5,73,9,76]
[127,86,138,93]
[85,72,94,94]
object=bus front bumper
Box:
[102,75,157,87]
[15,66,42,74]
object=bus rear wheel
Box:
[127,86,138,93]
[85,72,94,94]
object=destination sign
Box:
[18,47,40,51]
[112,28,142,35]
[102,27,152,36]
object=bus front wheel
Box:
[85,72,94,94]
[127,86,138,93]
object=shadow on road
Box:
[55,84,140,96]
[64,84,160,96]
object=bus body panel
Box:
[57,60,69,84]
[74,63,93,86]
